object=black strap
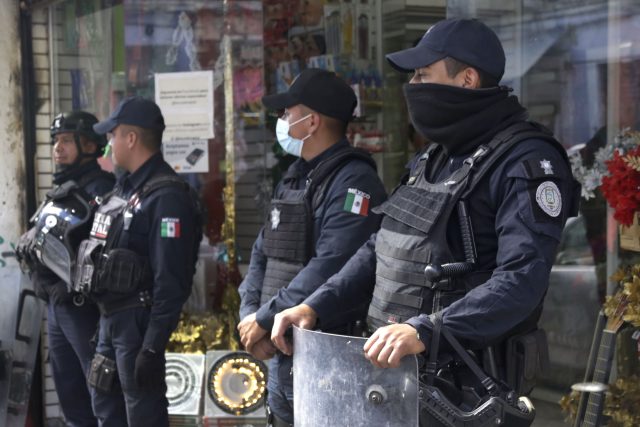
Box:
[306,146,377,211]
[429,313,499,396]
[461,121,567,199]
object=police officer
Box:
[16,111,114,427]
[237,68,386,426]
[271,19,580,425]
[75,97,202,426]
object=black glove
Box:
[16,228,38,271]
[134,349,165,389]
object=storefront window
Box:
[42,0,640,405]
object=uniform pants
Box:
[90,307,168,427]
[48,299,100,427]
[267,353,294,424]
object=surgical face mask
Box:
[275,114,312,157]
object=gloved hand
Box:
[16,228,38,270]
[134,349,165,389]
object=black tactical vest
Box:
[74,172,200,295]
[367,122,574,335]
[260,147,377,306]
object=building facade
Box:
[8,0,640,424]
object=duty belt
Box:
[96,290,152,316]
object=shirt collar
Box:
[118,152,164,196]
[302,138,350,172]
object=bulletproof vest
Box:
[260,147,376,306]
[30,180,95,286]
[367,122,573,335]
[75,172,200,295]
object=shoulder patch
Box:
[160,217,181,238]
[344,188,370,216]
[535,181,562,217]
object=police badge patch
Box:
[535,181,562,217]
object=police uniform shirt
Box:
[101,152,200,352]
[238,139,387,331]
[304,135,577,347]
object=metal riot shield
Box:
[0,266,45,427]
[293,327,419,427]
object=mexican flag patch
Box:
[160,218,181,238]
[343,188,370,216]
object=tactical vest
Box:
[29,167,114,286]
[260,147,377,306]
[367,122,574,335]
[74,172,201,296]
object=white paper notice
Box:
[162,139,209,173]
[155,71,214,140]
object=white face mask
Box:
[275,114,312,157]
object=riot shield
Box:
[293,327,419,427]
[0,266,45,427]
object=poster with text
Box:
[155,71,214,140]
[162,139,209,173]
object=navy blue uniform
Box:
[238,139,386,423]
[305,136,575,350]
[90,153,201,427]
[35,160,114,427]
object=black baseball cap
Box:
[262,68,357,123]
[93,96,166,134]
[386,18,505,82]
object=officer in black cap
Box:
[271,19,581,425]
[16,111,114,427]
[74,97,202,426]
[237,68,386,426]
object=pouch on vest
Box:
[73,239,104,293]
[505,329,550,395]
[97,248,150,294]
[88,353,118,393]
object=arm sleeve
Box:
[238,230,267,320]
[304,233,378,330]
[407,142,574,348]
[143,191,199,352]
[255,165,386,331]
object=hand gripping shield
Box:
[293,327,419,427]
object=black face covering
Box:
[403,83,527,156]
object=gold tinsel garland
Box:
[560,265,640,424]
[167,284,241,354]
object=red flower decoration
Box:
[601,146,640,226]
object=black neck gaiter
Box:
[403,83,528,156]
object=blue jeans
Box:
[48,299,100,427]
[90,307,168,427]
[267,353,294,424]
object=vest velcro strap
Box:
[376,267,427,288]
[375,239,430,264]
[373,287,423,310]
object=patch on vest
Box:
[344,188,370,216]
[91,212,113,239]
[535,181,562,217]
[270,207,281,230]
[161,218,181,238]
